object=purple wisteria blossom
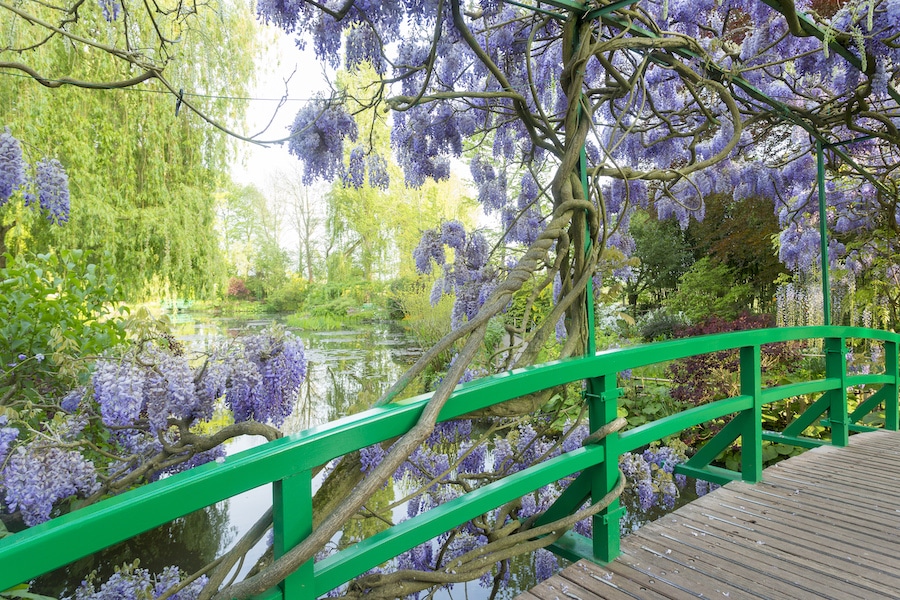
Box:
[2,445,98,525]
[0,129,25,205]
[65,564,208,600]
[288,102,358,185]
[367,153,390,190]
[98,0,121,21]
[0,415,18,464]
[344,146,366,188]
[25,157,70,224]
[92,359,146,427]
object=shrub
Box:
[267,277,309,313]
[664,257,752,322]
[637,308,691,341]
[0,250,128,402]
[394,277,454,350]
[226,277,252,300]
[667,313,801,405]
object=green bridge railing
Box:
[1,326,898,598]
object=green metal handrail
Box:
[1,326,897,598]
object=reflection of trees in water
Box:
[32,501,234,597]
[339,480,395,548]
[284,324,423,431]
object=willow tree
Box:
[0,0,259,297]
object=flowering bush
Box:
[226,277,253,300]
[0,250,127,403]
[331,417,698,597]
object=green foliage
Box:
[0,0,259,299]
[245,243,290,300]
[504,276,554,333]
[637,308,691,341]
[617,380,688,429]
[267,277,310,312]
[0,250,127,405]
[664,257,753,322]
[293,279,386,320]
[685,194,787,312]
[626,211,693,310]
[393,278,455,351]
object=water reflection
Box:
[32,502,234,598]
[169,315,423,431]
[284,326,423,432]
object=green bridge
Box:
[1,325,897,598]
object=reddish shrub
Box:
[227,277,252,300]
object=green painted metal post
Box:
[824,337,849,446]
[581,142,596,356]
[739,345,763,483]
[586,374,622,563]
[273,471,314,599]
[885,340,899,431]
[816,141,831,326]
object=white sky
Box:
[230,26,332,191]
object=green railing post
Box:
[885,340,899,431]
[740,345,763,483]
[586,373,622,563]
[273,471,314,599]
[825,336,849,446]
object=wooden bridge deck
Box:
[519,430,900,600]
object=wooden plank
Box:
[664,507,896,598]
[718,486,900,559]
[621,533,809,600]
[693,492,900,570]
[558,561,675,600]
[515,431,900,599]
[598,556,720,600]
[528,573,608,599]
[646,508,881,599]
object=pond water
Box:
[33,314,430,598]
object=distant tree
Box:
[0,0,258,297]
[219,183,289,298]
[665,257,754,322]
[625,211,693,310]
[686,194,787,312]
[272,167,324,282]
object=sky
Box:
[230,26,332,191]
